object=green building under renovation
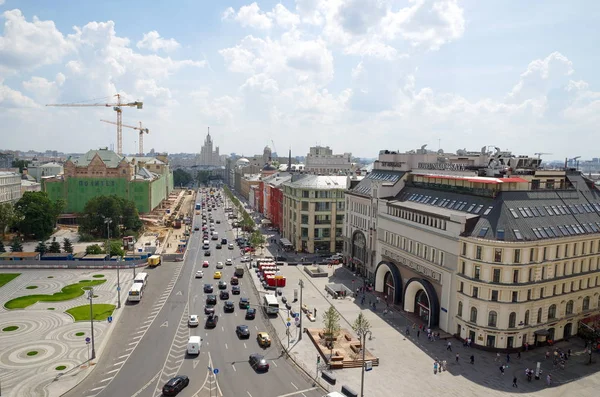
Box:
[44,148,174,214]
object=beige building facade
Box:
[0,171,22,204]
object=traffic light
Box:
[317,356,320,364]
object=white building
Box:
[198,129,221,167]
[27,162,63,182]
[21,179,42,193]
[305,146,352,175]
[0,171,22,204]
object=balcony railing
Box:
[407,181,497,198]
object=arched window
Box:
[458,301,463,317]
[548,304,557,319]
[488,311,497,327]
[566,300,574,315]
[524,310,530,326]
[470,307,478,323]
[508,312,517,328]
[537,308,542,323]
[583,296,590,311]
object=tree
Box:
[79,195,142,239]
[322,305,341,357]
[85,244,103,255]
[173,169,193,187]
[0,202,16,238]
[12,159,29,173]
[104,240,125,257]
[47,240,62,253]
[35,241,48,255]
[62,238,74,253]
[352,312,372,397]
[0,240,5,253]
[250,231,265,248]
[14,192,60,239]
[196,171,210,185]
[10,236,23,252]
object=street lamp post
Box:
[88,288,96,360]
[352,313,372,397]
[104,218,121,309]
[298,279,304,341]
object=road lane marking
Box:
[113,360,126,366]
[128,341,137,346]
[272,360,278,367]
[276,388,319,397]
[89,386,105,392]
[247,392,253,397]
[99,376,114,383]
[105,368,119,375]
[243,342,247,349]
[117,354,129,359]
[290,382,298,390]
[130,370,162,397]
[232,363,236,372]
[134,330,145,335]
[225,343,228,349]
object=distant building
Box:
[21,179,41,193]
[304,146,352,175]
[0,170,22,204]
[0,152,15,169]
[44,148,173,214]
[27,162,64,182]
[198,129,222,167]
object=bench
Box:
[350,344,362,354]
[321,370,337,385]
[344,334,353,342]
[341,385,358,397]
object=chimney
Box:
[287,148,292,172]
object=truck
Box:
[148,255,161,267]
[234,265,244,277]
[187,336,202,355]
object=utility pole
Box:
[298,279,304,341]
[104,218,120,309]
[88,289,96,360]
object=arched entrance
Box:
[351,230,367,274]
[563,323,572,340]
[374,261,402,305]
[403,278,440,328]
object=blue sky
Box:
[1,0,599,160]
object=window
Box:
[472,286,479,298]
[508,312,517,328]
[493,269,501,283]
[513,269,519,283]
[478,227,488,237]
[301,214,309,224]
[583,296,590,311]
[474,266,481,280]
[459,281,463,293]
[497,229,505,240]
[458,301,463,317]
[527,289,531,300]
[537,308,542,323]
[494,248,502,263]
[514,229,523,240]
[548,304,557,319]
[302,190,309,198]
[524,310,530,326]
[512,291,518,302]
[566,300,574,315]
[530,248,536,263]
[470,307,478,323]
[476,246,482,260]
[301,202,309,211]
[514,249,521,263]
[491,290,499,301]
[488,311,497,327]
[461,261,466,274]
[462,243,467,256]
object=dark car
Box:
[221,238,228,245]
[218,281,227,290]
[231,285,241,295]
[204,250,211,256]
[206,294,217,305]
[204,305,215,315]
[162,375,189,396]
[249,353,269,372]
[194,226,199,231]
[236,325,250,338]
[206,314,219,328]
[216,243,222,249]
[239,297,250,309]
[245,308,256,319]
[224,301,235,312]
[230,276,239,285]
[216,220,221,224]
[220,290,229,300]
[203,284,213,293]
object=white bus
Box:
[134,272,149,288]
[128,283,143,302]
[263,294,279,314]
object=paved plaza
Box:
[0,269,132,397]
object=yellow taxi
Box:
[257,332,271,347]
[213,271,222,279]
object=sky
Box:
[0,0,599,161]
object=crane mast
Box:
[101,120,149,156]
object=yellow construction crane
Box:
[46,94,143,156]
[101,119,149,156]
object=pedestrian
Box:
[517,351,521,359]
[447,341,452,351]
[513,376,518,388]
[405,326,410,336]
[442,359,447,371]
[546,374,552,386]
[499,365,505,375]
[506,353,510,363]
[433,361,438,375]
[568,349,571,357]
[495,352,500,362]
[470,355,474,364]
[417,330,420,338]
[456,353,459,363]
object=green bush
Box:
[4,279,106,309]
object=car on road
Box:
[206,295,217,305]
[225,258,233,266]
[203,284,213,293]
[220,290,230,300]
[162,375,189,396]
[245,308,256,319]
[202,261,210,268]
[221,238,228,244]
[216,243,222,249]
[216,220,221,224]
[205,314,219,328]
[218,280,227,289]
[257,332,271,347]
[211,234,218,240]
[231,285,241,294]
[194,226,199,231]
[249,354,269,372]
[228,243,234,250]
[216,262,224,269]
[236,325,250,338]
[204,305,215,315]
[224,301,235,312]
[240,256,251,262]
[195,270,204,278]
[204,250,211,256]
[213,271,222,279]
[188,315,199,327]
[239,297,250,309]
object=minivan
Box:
[202,240,210,249]
[187,336,202,355]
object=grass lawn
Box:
[66,304,115,321]
[4,279,106,309]
[0,274,21,288]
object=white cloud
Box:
[0,81,39,108]
[270,4,300,29]
[223,3,300,30]
[136,31,180,53]
[222,7,235,20]
[234,2,273,30]
[0,9,76,71]
[135,79,172,99]
[351,61,364,79]
[22,73,65,102]
[240,73,279,94]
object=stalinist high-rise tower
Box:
[198,127,222,166]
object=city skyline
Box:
[0,1,599,159]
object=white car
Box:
[188,314,199,327]
[240,256,251,263]
[225,258,233,266]
[195,270,204,278]
[216,262,224,269]
[228,243,234,250]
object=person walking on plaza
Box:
[499,365,505,375]
[495,352,500,362]
[447,341,452,351]
[506,353,510,363]
[417,329,420,338]
[470,355,474,364]
[456,353,459,363]
[513,376,518,388]
[546,374,552,386]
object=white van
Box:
[324,393,346,397]
[187,336,202,355]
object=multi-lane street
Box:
[67,189,323,397]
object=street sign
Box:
[286,322,291,327]
[213,368,219,375]
[116,286,121,291]
[365,361,373,371]
[286,317,291,322]
[85,337,91,343]
[294,313,300,319]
